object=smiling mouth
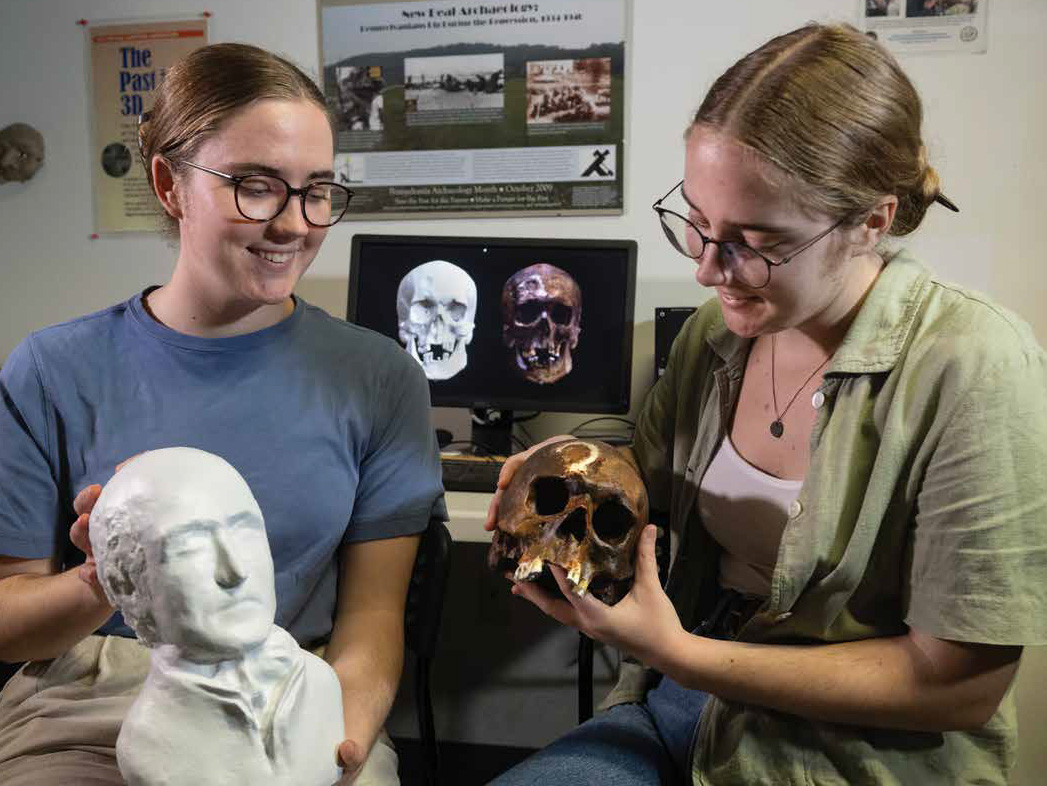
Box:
[720,291,759,303]
[250,248,297,265]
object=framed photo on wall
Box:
[85,16,209,233]
[317,0,628,219]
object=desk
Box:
[444,491,495,542]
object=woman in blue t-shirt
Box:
[0,43,443,786]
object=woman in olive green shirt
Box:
[486,22,1047,786]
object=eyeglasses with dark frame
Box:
[181,160,353,228]
[652,179,845,289]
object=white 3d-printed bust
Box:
[89,447,344,786]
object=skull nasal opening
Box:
[557,508,588,542]
[592,499,634,544]
[532,476,569,515]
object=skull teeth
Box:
[567,562,582,586]
[514,557,544,581]
[567,565,591,596]
[521,349,560,366]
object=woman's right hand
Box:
[68,483,106,598]
[68,455,143,598]
[484,434,575,532]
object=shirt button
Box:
[811,390,826,409]
[788,499,803,518]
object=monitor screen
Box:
[347,234,636,414]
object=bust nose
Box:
[213,530,247,589]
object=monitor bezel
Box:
[347,233,637,414]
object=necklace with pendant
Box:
[769,334,832,439]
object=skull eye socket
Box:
[515,301,545,325]
[532,476,569,515]
[409,299,437,322]
[446,301,467,321]
[550,303,573,325]
[592,499,634,545]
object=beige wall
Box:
[2,0,1045,780]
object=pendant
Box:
[770,420,784,439]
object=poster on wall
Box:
[317,0,627,219]
[858,0,988,54]
[87,18,208,234]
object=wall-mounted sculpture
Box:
[0,123,44,183]
[89,447,344,786]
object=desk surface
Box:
[444,491,495,543]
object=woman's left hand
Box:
[510,524,686,669]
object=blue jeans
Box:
[488,678,708,785]
[490,591,759,784]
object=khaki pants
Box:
[0,635,399,785]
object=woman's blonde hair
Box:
[693,23,950,235]
[138,43,332,232]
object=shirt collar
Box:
[830,250,930,375]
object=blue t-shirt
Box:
[0,291,446,646]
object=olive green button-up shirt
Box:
[607,251,1047,784]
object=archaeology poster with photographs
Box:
[318,0,626,218]
[87,18,208,233]
[858,0,988,54]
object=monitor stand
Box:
[469,407,513,457]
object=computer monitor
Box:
[347,233,637,455]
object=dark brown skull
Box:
[488,439,648,605]
[501,263,582,384]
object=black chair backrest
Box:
[404,518,453,660]
[0,660,22,691]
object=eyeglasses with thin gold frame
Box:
[652,180,844,288]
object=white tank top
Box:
[697,436,803,597]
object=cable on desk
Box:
[570,416,636,434]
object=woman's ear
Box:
[852,195,898,254]
[151,156,183,220]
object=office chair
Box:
[0,660,21,692]
[403,516,454,786]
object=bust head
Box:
[90,447,277,661]
[0,123,44,183]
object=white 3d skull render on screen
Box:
[501,263,582,385]
[396,259,478,380]
[89,447,344,786]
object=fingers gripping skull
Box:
[488,439,649,605]
[397,260,478,380]
[501,263,582,384]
